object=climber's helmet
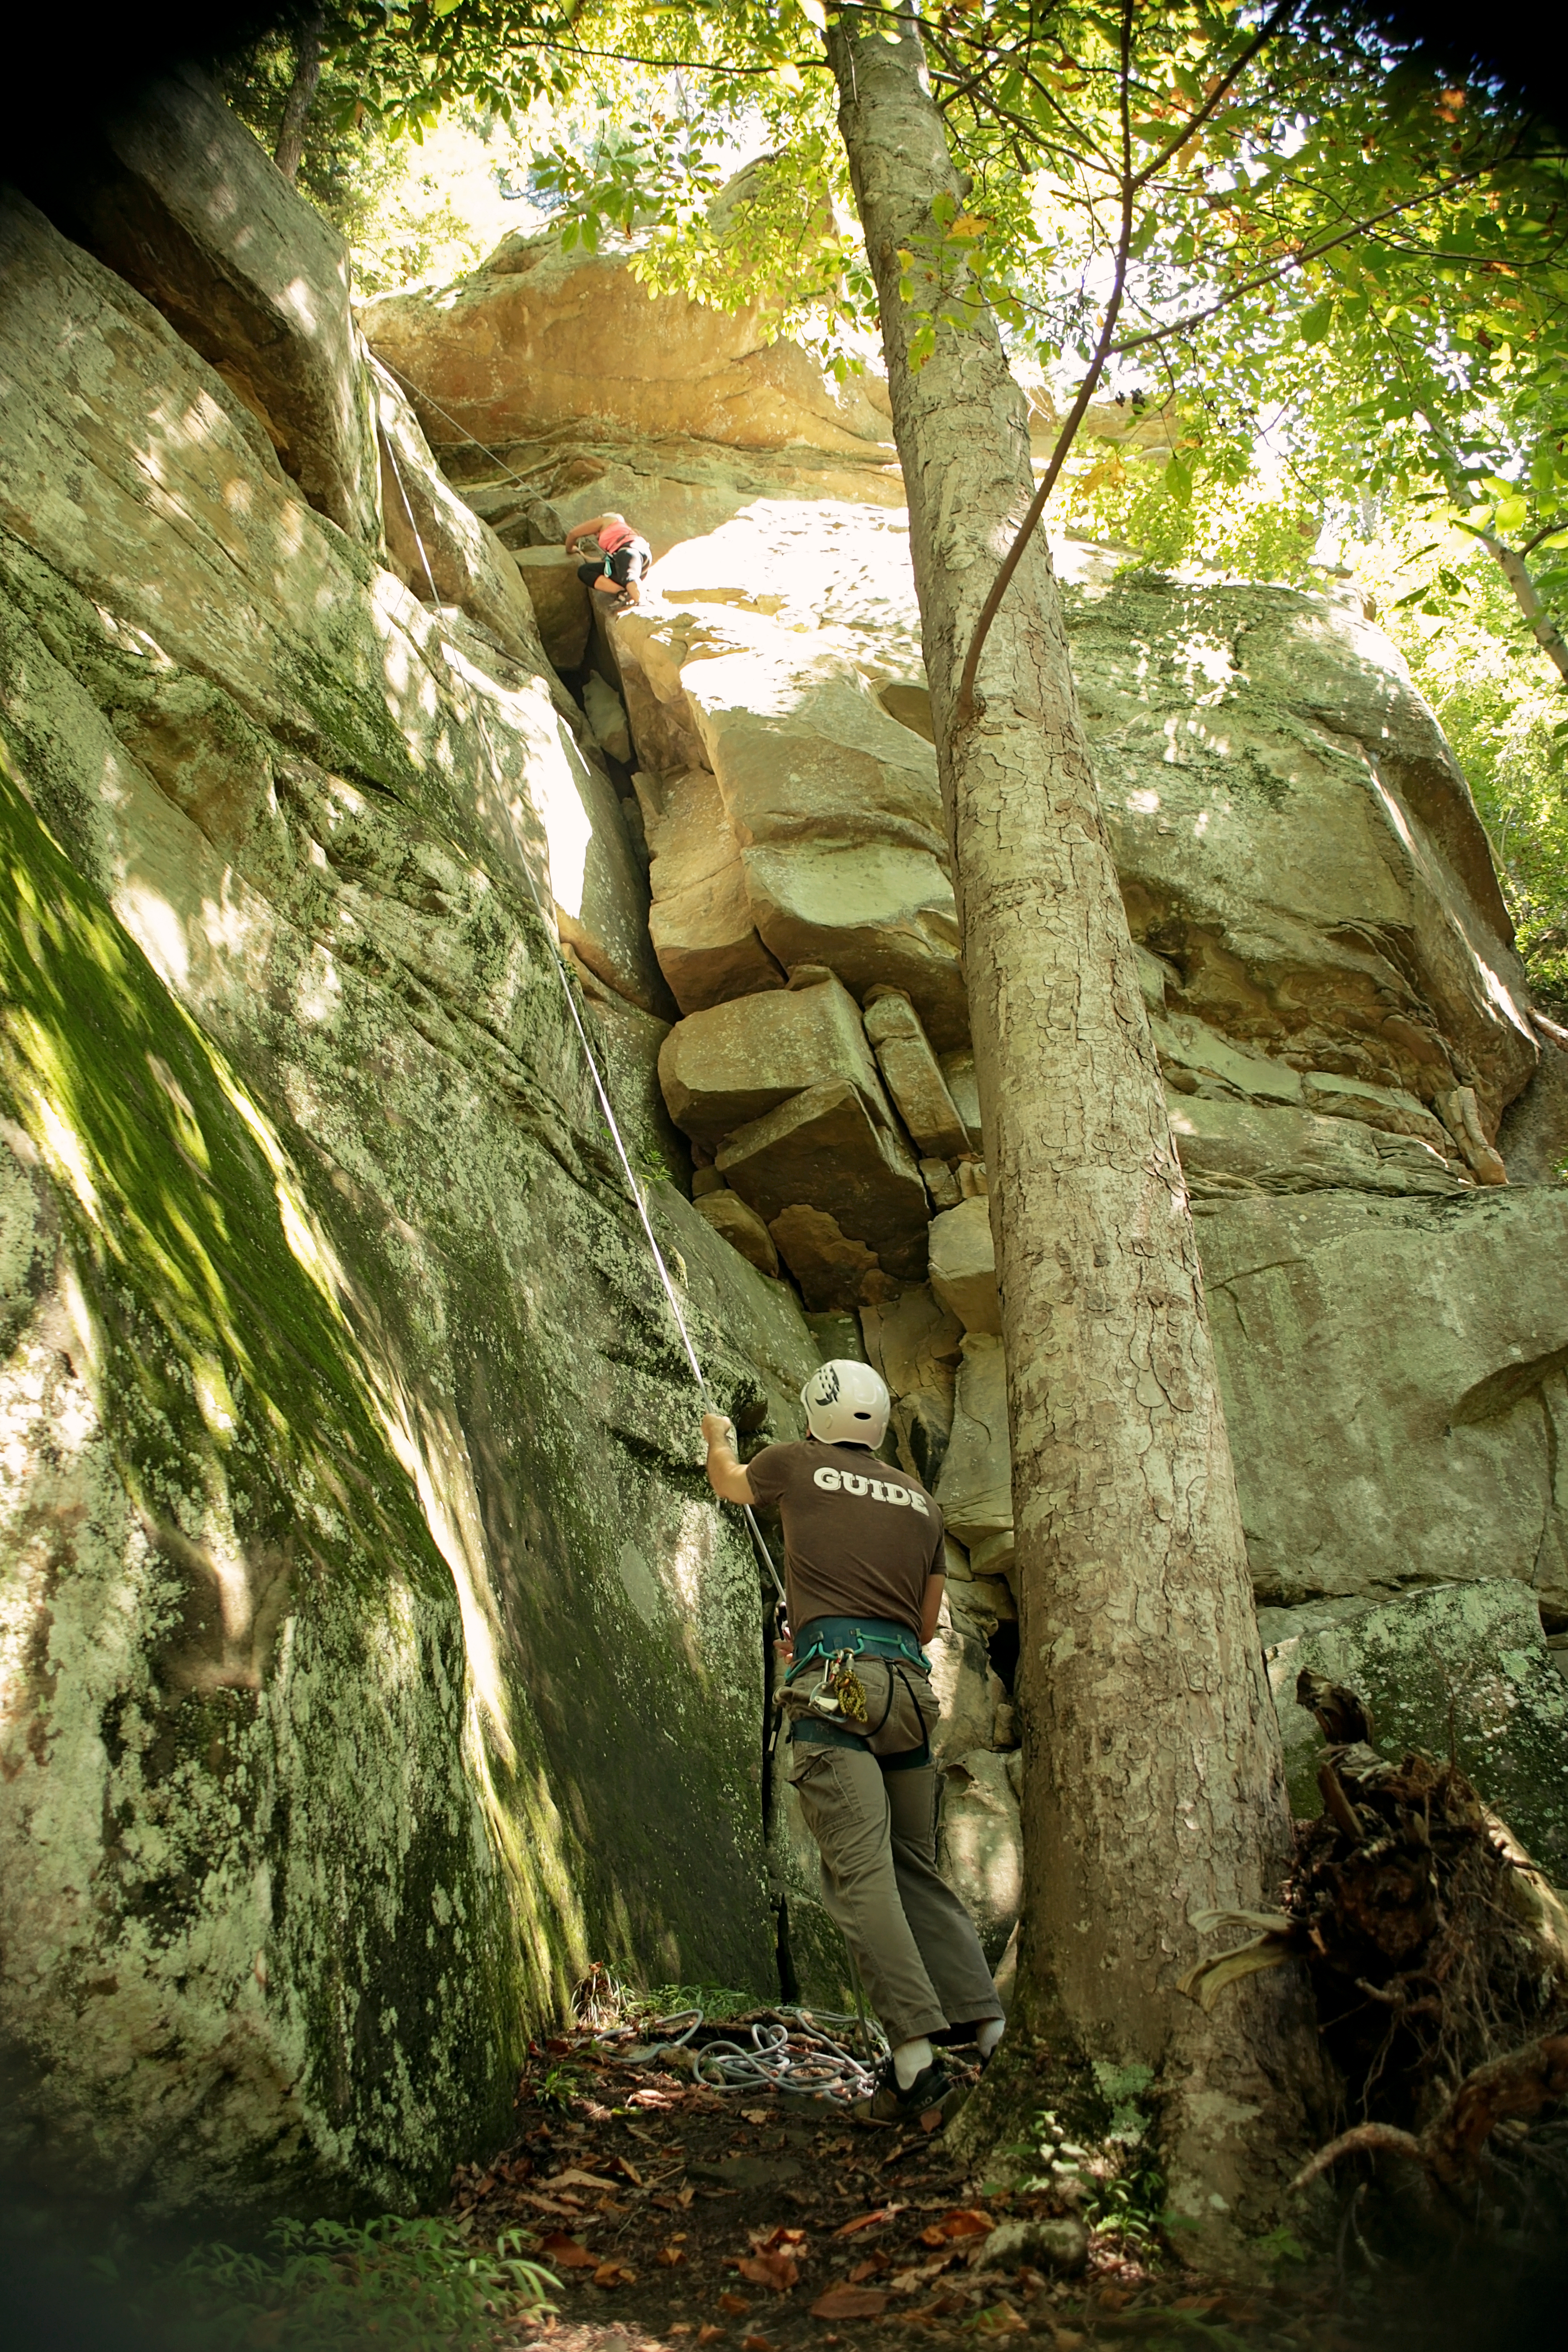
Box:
[800,1359,890,1449]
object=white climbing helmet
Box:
[801,1359,890,1448]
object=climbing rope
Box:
[596,2007,885,2102]
[379,427,789,1620]
[379,354,566,508]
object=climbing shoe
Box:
[854,2053,954,2125]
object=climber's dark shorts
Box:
[578,539,650,593]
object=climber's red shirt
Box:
[744,1438,943,1640]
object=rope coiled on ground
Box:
[597,2006,886,2102]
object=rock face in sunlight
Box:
[0,188,821,2218]
[361,224,893,462]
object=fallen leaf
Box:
[974,2303,1028,2336]
[810,2286,890,2320]
[549,2167,621,2192]
[735,2254,799,2292]
[847,2259,883,2284]
[890,2261,949,2293]
[540,2235,597,2268]
[657,2245,689,2267]
[919,2106,945,2132]
[740,2338,776,2352]
[919,2208,993,2243]
[833,2204,903,2236]
[696,2329,724,2347]
[719,2292,751,2315]
[742,2108,771,2125]
[748,2226,807,2254]
[592,2261,636,2288]
[615,2155,644,2187]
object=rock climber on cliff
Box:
[702,1362,1005,2122]
[565,512,652,609]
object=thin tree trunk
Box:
[274,9,325,186]
[825,15,1320,2248]
[1483,532,1568,686]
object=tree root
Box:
[1291,2033,1568,2196]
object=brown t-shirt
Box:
[745,1439,944,1640]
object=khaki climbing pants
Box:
[782,1658,1004,2051]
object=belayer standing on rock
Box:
[565,511,652,610]
[702,1361,1005,2121]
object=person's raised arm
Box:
[564,514,607,554]
[701,1411,756,1506]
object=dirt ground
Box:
[450,2019,1338,2352]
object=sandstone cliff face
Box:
[577,502,1568,1885]
[3,83,1567,2220]
[0,183,823,2217]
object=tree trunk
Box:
[826,16,1320,2246]
[274,10,325,186]
[1484,532,1568,686]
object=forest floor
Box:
[451,2017,1344,2352]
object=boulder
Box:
[864,988,970,1159]
[1200,1188,1568,1611]
[362,230,893,458]
[938,1749,1023,1961]
[935,1338,1014,1557]
[372,357,554,676]
[583,672,632,766]
[32,65,382,546]
[695,1187,779,1279]
[514,548,592,671]
[738,837,967,1052]
[975,2218,1090,2276]
[717,1083,930,1296]
[928,1197,1002,1335]
[658,970,890,1150]
[637,768,785,1012]
[1263,1580,1568,1877]
[860,1282,964,1397]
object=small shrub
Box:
[147,2215,555,2349]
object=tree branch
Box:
[1109,151,1518,360]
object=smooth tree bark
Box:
[274,9,325,186]
[825,13,1320,2243]
[1483,532,1568,686]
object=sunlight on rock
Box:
[116,885,191,991]
[33,1097,102,1224]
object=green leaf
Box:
[1299,298,1334,345]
